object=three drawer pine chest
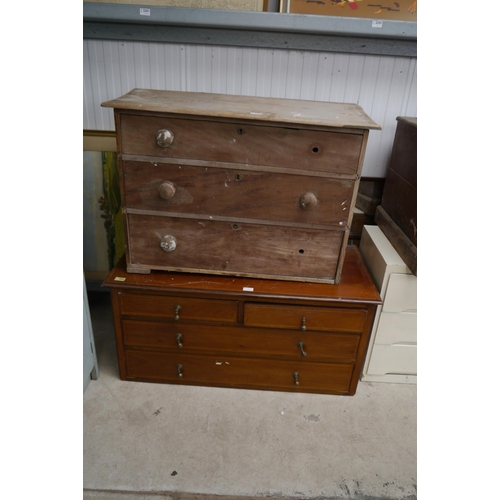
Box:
[102,89,380,284]
[103,246,382,396]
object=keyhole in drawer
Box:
[312,147,319,154]
[234,173,242,181]
[232,223,240,230]
[237,128,244,135]
[299,249,305,254]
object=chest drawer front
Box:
[118,293,238,323]
[123,161,354,227]
[125,350,354,394]
[244,303,367,333]
[119,114,363,175]
[122,320,360,362]
[127,214,343,281]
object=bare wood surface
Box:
[119,113,365,175]
[103,246,382,305]
[122,161,354,227]
[102,88,381,130]
[126,213,344,282]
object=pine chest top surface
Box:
[101,88,381,131]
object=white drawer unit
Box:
[359,225,417,384]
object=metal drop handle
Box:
[176,333,183,349]
[300,317,307,331]
[298,342,307,357]
[174,305,182,321]
[293,372,300,386]
[177,364,183,378]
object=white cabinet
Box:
[359,226,417,384]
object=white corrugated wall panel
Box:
[83,39,417,177]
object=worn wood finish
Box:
[102,89,379,283]
[103,246,382,396]
[102,88,382,131]
[120,113,365,176]
[126,213,344,282]
[122,161,354,227]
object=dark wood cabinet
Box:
[375,116,417,275]
[103,246,381,396]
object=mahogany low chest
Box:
[102,89,380,284]
[103,246,381,396]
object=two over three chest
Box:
[103,247,382,396]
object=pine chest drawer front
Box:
[126,214,344,281]
[122,320,360,362]
[119,114,364,176]
[124,350,354,394]
[244,303,367,333]
[118,293,238,323]
[122,161,354,228]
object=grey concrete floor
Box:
[84,290,417,500]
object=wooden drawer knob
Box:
[156,129,175,148]
[158,181,176,200]
[300,192,318,209]
[160,235,177,252]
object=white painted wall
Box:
[83,39,416,177]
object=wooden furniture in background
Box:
[375,116,417,275]
[359,226,416,384]
[103,246,381,396]
[102,89,379,283]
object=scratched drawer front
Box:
[119,114,363,175]
[244,303,367,333]
[123,161,354,227]
[118,293,238,323]
[125,350,354,394]
[127,214,343,281]
[122,320,360,362]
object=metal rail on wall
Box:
[83,2,417,58]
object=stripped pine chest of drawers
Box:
[102,89,380,284]
[103,246,381,396]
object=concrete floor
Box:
[83,290,417,500]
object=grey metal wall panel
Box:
[83,39,417,177]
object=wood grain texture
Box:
[102,88,381,130]
[124,350,354,394]
[126,213,344,282]
[119,113,365,175]
[103,246,381,395]
[118,292,239,323]
[104,246,382,304]
[244,303,367,333]
[122,161,354,227]
[121,320,361,363]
